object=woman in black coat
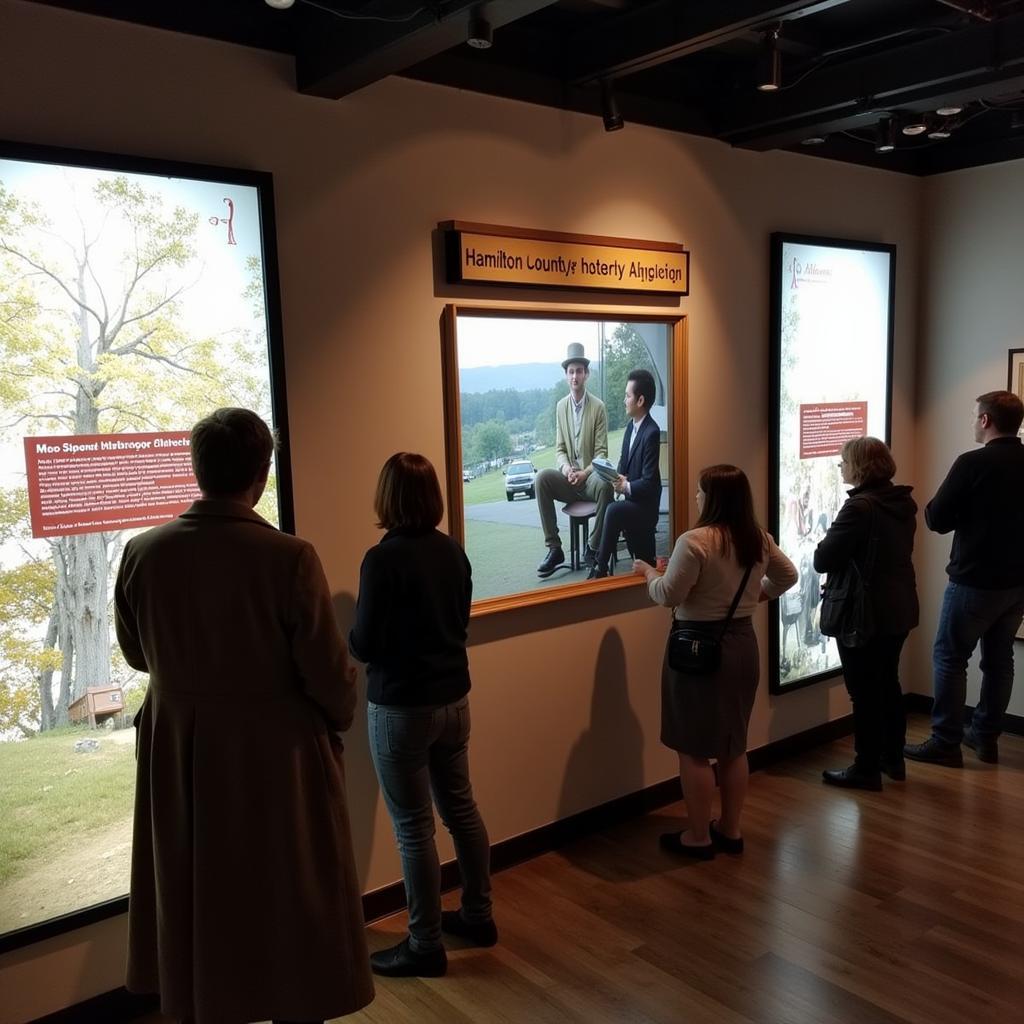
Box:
[814,436,918,790]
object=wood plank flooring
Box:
[138,715,1024,1024]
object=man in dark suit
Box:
[588,368,662,579]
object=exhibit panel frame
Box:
[1009,348,1024,642]
[0,139,294,953]
[768,232,896,695]
[441,305,688,615]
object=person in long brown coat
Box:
[115,408,374,1024]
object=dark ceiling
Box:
[24,0,1024,175]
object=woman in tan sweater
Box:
[635,465,797,859]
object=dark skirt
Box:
[660,617,758,760]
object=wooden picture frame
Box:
[441,305,688,616]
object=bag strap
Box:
[850,495,878,585]
[718,564,754,641]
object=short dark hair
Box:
[627,368,656,410]
[190,408,275,496]
[977,390,1024,434]
[696,464,766,569]
[842,436,896,485]
[374,452,444,531]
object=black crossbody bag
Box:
[668,565,753,676]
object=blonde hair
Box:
[841,436,895,485]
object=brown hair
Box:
[841,436,895,486]
[374,452,444,531]
[977,390,1024,435]
[695,464,765,568]
[190,408,276,496]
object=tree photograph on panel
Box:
[0,155,278,934]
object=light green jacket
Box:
[555,391,608,475]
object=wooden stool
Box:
[562,500,598,571]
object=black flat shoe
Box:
[441,910,498,947]
[880,756,906,780]
[964,725,998,764]
[903,737,963,767]
[659,831,715,860]
[709,820,744,854]
[822,765,883,791]
[370,937,447,977]
[586,566,608,580]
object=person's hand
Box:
[633,558,654,579]
[613,473,628,495]
[567,468,580,487]
[562,463,573,479]
[656,556,669,573]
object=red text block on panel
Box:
[24,432,200,538]
[799,402,868,460]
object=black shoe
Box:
[586,565,608,580]
[880,756,906,781]
[537,547,565,578]
[658,831,715,860]
[709,820,744,855]
[964,725,998,764]
[822,765,883,791]
[441,910,498,948]
[904,736,963,767]
[583,544,597,568]
[369,937,447,978]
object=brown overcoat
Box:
[114,500,374,1024]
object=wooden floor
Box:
[139,715,1024,1024]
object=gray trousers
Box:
[535,467,614,551]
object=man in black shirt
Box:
[906,391,1024,766]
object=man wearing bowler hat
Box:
[535,342,613,577]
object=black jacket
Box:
[813,480,919,635]
[349,527,472,707]
[925,436,1024,589]
[617,415,662,522]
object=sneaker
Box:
[963,725,998,764]
[822,765,883,791]
[441,910,498,947]
[903,736,963,767]
[369,936,447,977]
[537,547,565,578]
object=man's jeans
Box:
[368,698,492,952]
[932,581,1024,745]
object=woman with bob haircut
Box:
[635,465,797,859]
[349,453,495,978]
[814,436,918,790]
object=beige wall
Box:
[0,2,921,1019]
[905,161,1024,711]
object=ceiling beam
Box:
[716,12,1024,149]
[296,0,558,99]
[567,0,853,85]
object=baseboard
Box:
[30,712,856,1023]
[904,692,1024,735]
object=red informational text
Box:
[24,432,199,538]
[799,402,868,459]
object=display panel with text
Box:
[769,234,894,693]
[0,142,290,944]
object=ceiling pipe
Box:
[933,0,995,21]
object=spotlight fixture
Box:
[467,11,493,50]
[927,123,952,140]
[264,0,295,9]
[935,104,963,117]
[600,79,624,132]
[756,28,782,92]
[875,117,897,153]
[902,116,928,136]
[801,135,826,146]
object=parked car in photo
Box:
[504,460,536,501]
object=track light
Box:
[801,135,826,146]
[935,104,963,117]
[902,116,928,136]
[756,28,782,92]
[264,0,295,8]
[875,117,897,153]
[467,11,493,49]
[600,79,624,132]
[927,123,952,140]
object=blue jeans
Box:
[932,581,1024,745]
[368,698,492,952]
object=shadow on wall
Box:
[332,591,379,889]
[555,627,645,876]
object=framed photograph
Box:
[441,306,688,614]
[0,139,291,951]
[1009,348,1024,640]
[768,233,896,694]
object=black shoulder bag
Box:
[668,564,753,676]
[819,498,877,648]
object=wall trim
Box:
[29,713,854,1024]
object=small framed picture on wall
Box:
[1009,349,1024,640]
